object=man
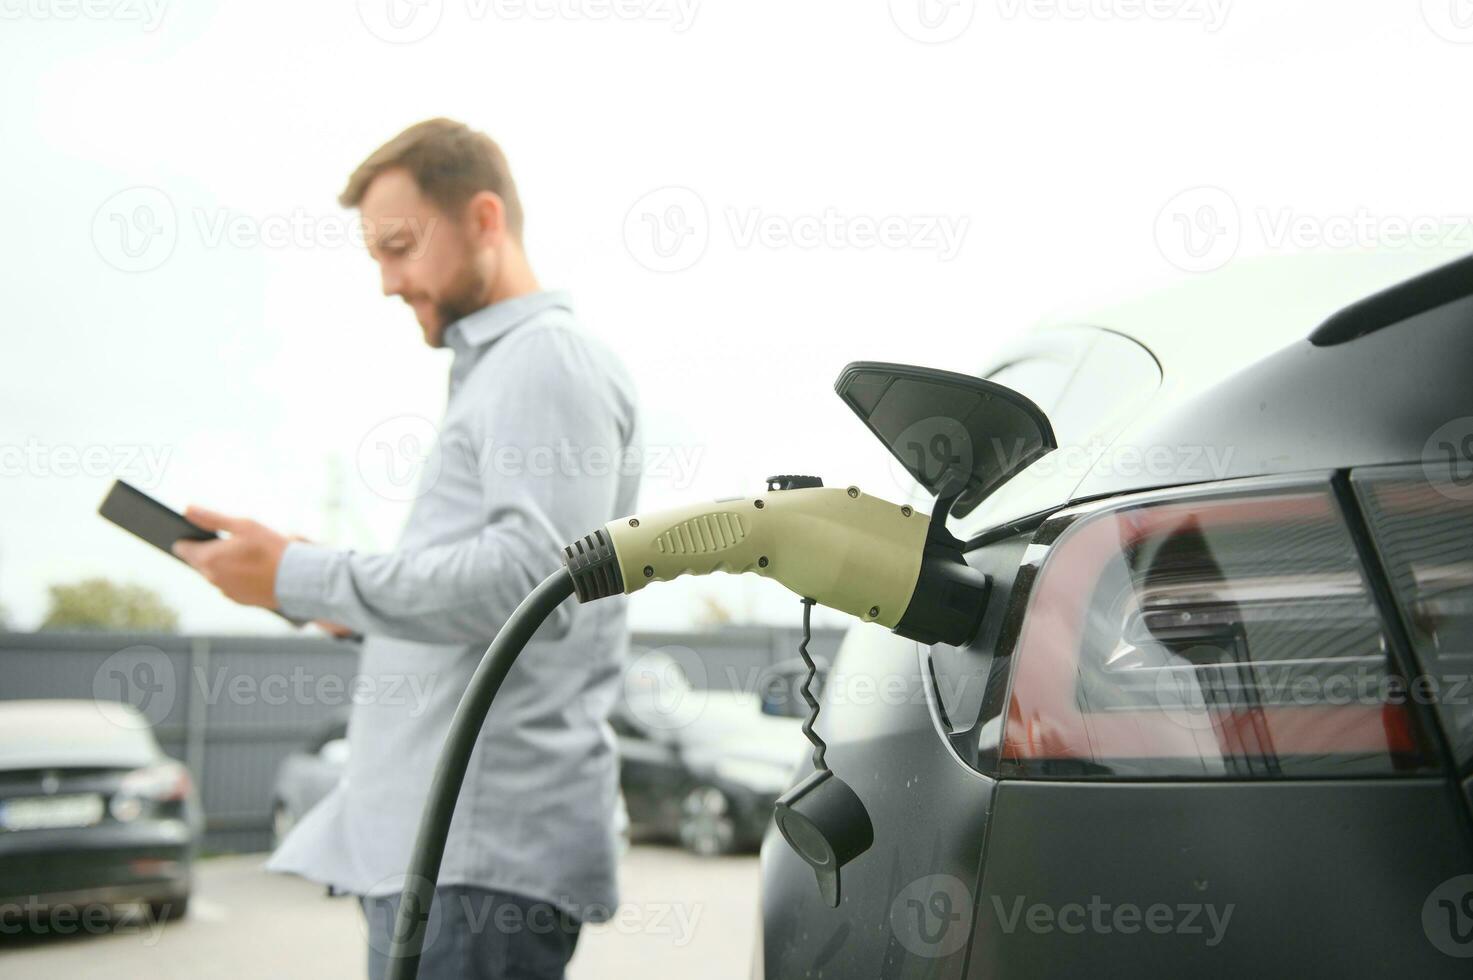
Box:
[173,118,640,979]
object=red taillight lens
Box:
[999,482,1432,778]
[1355,464,1473,771]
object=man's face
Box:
[359,168,491,347]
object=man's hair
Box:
[339,118,524,237]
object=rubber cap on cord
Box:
[561,528,624,602]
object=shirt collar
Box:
[443,290,574,354]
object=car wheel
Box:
[147,896,189,923]
[677,785,737,856]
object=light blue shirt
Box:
[267,291,640,921]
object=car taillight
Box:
[1355,463,1473,771]
[113,762,192,821]
[998,480,1435,778]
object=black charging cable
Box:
[384,568,576,980]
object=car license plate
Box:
[0,794,105,831]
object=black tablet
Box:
[98,479,217,558]
[97,480,341,634]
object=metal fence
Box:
[0,624,844,853]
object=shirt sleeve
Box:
[273,324,635,645]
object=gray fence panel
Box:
[0,624,846,853]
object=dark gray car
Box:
[756,252,1473,977]
[0,699,201,925]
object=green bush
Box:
[40,578,179,632]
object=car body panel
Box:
[0,701,198,914]
[758,251,1473,978]
[972,779,1473,978]
[761,625,1000,979]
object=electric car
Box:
[0,700,200,926]
[755,251,1473,977]
[615,650,807,855]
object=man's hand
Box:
[313,619,356,638]
[172,506,290,609]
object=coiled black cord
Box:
[796,597,827,772]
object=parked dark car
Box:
[0,699,200,925]
[271,649,805,856]
[756,253,1473,978]
[616,650,805,855]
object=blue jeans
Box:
[360,885,581,980]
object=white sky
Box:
[3,0,1471,633]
